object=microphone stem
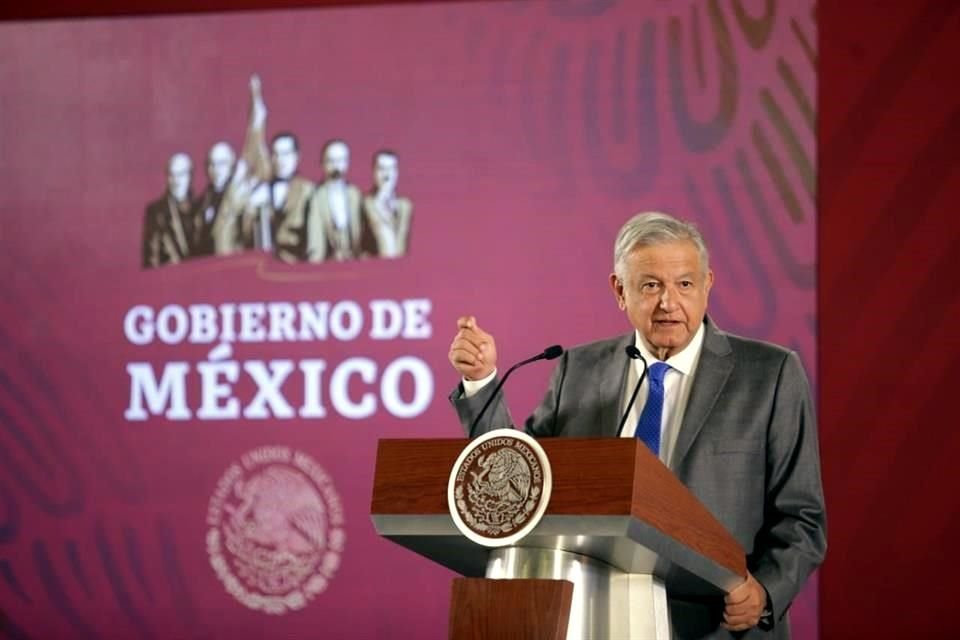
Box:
[616,357,649,437]
[464,345,564,436]
[468,355,541,435]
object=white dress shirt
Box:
[327,181,349,229]
[462,322,707,471]
[272,180,290,210]
[621,322,706,470]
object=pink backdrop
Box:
[0,1,817,638]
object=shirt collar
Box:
[633,320,706,376]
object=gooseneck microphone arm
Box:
[615,345,649,437]
[468,345,564,434]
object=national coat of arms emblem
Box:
[447,429,552,547]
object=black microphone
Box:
[615,345,649,437]
[468,345,565,434]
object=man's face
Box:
[167,154,192,202]
[323,142,349,180]
[271,136,299,180]
[207,143,234,191]
[373,154,398,191]
[609,240,713,360]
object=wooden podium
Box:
[370,437,746,640]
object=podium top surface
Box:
[370,437,746,595]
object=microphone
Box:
[615,345,649,437]
[468,345,565,434]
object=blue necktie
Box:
[635,362,671,455]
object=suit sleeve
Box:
[399,199,412,256]
[211,195,243,255]
[142,206,158,269]
[240,110,271,183]
[359,196,380,258]
[751,351,827,626]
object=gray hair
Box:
[613,211,710,281]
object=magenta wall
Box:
[0,2,818,638]
[818,2,960,638]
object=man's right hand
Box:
[449,316,497,381]
[249,74,267,129]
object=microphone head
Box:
[625,345,642,360]
[543,345,564,360]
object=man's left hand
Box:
[722,572,767,632]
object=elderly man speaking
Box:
[448,211,826,639]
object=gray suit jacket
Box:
[450,317,826,640]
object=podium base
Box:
[449,578,573,640]
[485,547,670,640]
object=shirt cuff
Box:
[461,369,497,398]
[758,584,775,631]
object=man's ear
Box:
[609,273,626,310]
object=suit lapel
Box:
[166,195,189,258]
[670,318,734,469]
[348,186,361,252]
[596,333,635,437]
[317,184,340,247]
[286,177,311,218]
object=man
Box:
[197,75,273,257]
[260,132,315,262]
[192,140,237,257]
[361,149,412,258]
[306,139,363,262]
[236,74,314,262]
[142,152,194,268]
[448,212,826,639]
[244,131,314,263]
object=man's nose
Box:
[659,287,678,310]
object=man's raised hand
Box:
[448,316,497,381]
